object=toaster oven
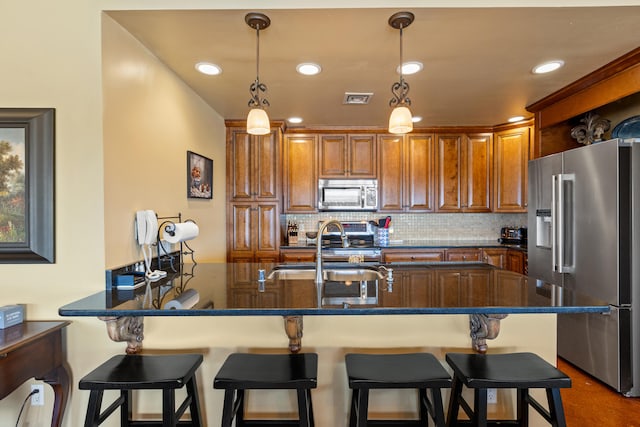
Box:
[499,227,527,244]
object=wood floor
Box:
[558,358,640,426]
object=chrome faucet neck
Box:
[315,219,346,284]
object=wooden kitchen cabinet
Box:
[284,134,317,212]
[227,263,281,308]
[227,202,280,263]
[383,249,445,263]
[379,269,436,307]
[378,133,436,212]
[481,248,507,269]
[227,126,280,201]
[506,249,525,274]
[434,269,491,306]
[493,269,527,304]
[226,123,283,262]
[319,133,376,178]
[435,133,492,212]
[445,248,482,262]
[280,248,316,263]
[493,126,530,212]
[402,270,437,307]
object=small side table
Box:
[0,321,71,427]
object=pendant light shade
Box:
[247,108,271,135]
[389,106,413,134]
[388,12,415,134]
[245,12,271,135]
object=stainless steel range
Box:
[319,221,381,262]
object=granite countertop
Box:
[59,262,605,317]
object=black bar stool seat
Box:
[345,353,452,427]
[213,353,318,427]
[445,352,571,427]
[79,354,203,427]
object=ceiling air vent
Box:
[343,92,373,105]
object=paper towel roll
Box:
[162,222,199,244]
[164,289,199,310]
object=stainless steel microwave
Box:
[317,179,378,211]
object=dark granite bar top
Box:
[282,240,527,251]
[59,262,606,317]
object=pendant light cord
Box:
[255,27,260,82]
[399,25,404,83]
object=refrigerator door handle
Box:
[552,174,560,272]
[554,173,575,273]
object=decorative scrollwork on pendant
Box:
[389,78,411,108]
[248,78,270,109]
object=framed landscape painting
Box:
[187,151,213,199]
[0,108,55,263]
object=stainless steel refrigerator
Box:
[528,138,640,396]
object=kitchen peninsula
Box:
[59,262,607,354]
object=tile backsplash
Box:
[284,213,527,242]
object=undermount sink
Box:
[266,265,384,282]
[266,264,384,306]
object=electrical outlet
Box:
[31,385,44,406]
[487,388,497,404]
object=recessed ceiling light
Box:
[397,61,423,75]
[296,63,322,76]
[411,116,423,123]
[195,62,222,75]
[508,116,525,123]
[532,60,564,74]
[287,117,303,124]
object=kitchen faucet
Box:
[315,219,349,284]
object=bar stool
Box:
[79,353,203,427]
[213,352,318,427]
[345,353,452,427]
[445,352,571,427]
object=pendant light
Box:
[245,12,271,135]
[388,11,414,134]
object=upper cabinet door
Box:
[228,129,252,200]
[464,133,492,212]
[255,131,280,200]
[284,134,317,212]
[318,134,347,177]
[377,134,404,211]
[436,134,463,211]
[493,126,530,212]
[405,133,435,212]
[319,133,376,178]
[435,133,492,212]
[348,134,377,177]
[227,128,280,201]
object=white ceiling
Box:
[107,7,640,129]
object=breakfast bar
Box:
[59,262,608,354]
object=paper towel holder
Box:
[156,213,197,270]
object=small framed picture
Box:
[187,151,213,199]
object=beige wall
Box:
[102,14,226,267]
[3,0,620,425]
